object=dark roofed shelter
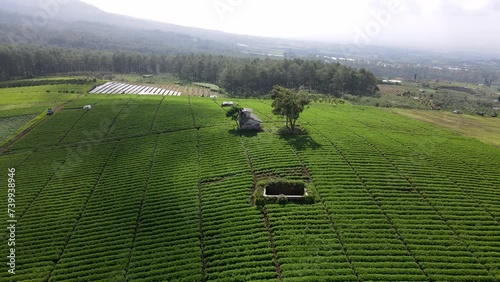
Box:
[239,108,262,130]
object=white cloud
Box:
[79,0,500,52]
[458,0,491,11]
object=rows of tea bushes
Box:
[0,149,54,225]
[9,95,230,151]
[357,129,500,279]
[242,132,305,181]
[60,97,135,144]
[126,131,203,281]
[329,105,500,227]
[106,96,163,138]
[190,97,229,128]
[298,104,500,280]
[368,136,500,280]
[199,127,278,280]
[266,204,358,281]
[199,127,250,181]
[280,132,428,281]
[62,94,113,108]
[11,110,88,149]
[324,128,493,281]
[10,95,112,149]
[0,143,116,281]
[49,137,158,281]
[152,96,197,132]
[236,120,356,280]
[202,177,277,281]
[1,93,499,281]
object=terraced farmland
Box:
[91,82,182,96]
[1,88,499,281]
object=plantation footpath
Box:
[0,91,499,281]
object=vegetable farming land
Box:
[371,81,500,115]
[1,84,500,281]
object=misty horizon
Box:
[73,0,500,54]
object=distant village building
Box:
[239,108,262,130]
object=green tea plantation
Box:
[0,86,499,281]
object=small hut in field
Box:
[239,108,262,130]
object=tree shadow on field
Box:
[279,129,322,151]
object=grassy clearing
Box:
[390,109,500,147]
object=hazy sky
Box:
[80,0,500,52]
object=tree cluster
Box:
[0,44,378,97]
[219,59,378,97]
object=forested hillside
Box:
[0,45,378,97]
[1,0,499,86]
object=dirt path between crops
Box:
[0,96,82,153]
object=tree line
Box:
[0,78,95,89]
[0,44,378,97]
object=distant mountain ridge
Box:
[0,0,250,54]
[0,0,275,45]
[1,0,499,85]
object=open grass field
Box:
[0,84,499,281]
[0,85,84,118]
[390,109,500,147]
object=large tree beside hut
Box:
[271,86,311,134]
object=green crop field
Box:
[390,109,500,147]
[0,84,499,281]
[0,114,38,142]
[0,84,84,118]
